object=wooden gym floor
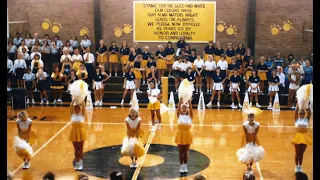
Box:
[7,106,313,180]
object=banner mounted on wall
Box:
[133,1,216,42]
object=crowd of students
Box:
[7,33,313,107]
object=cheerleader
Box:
[176,36,186,56]
[207,67,225,107]
[108,40,119,77]
[292,103,312,172]
[120,41,130,77]
[256,57,268,94]
[36,68,49,105]
[165,41,175,78]
[121,108,145,168]
[228,57,241,80]
[236,113,265,174]
[133,55,143,93]
[121,66,135,105]
[99,65,109,102]
[156,45,167,78]
[173,57,184,92]
[203,41,215,61]
[71,49,84,71]
[96,39,107,66]
[141,46,151,84]
[76,64,89,82]
[193,54,204,93]
[267,70,280,109]
[133,42,142,55]
[189,49,197,63]
[183,44,192,59]
[175,98,193,173]
[244,57,256,83]
[230,69,242,109]
[50,66,64,104]
[243,48,252,64]
[23,67,35,104]
[14,53,27,88]
[93,66,110,107]
[69,81,88,171]
[146,56,157,80]
[147,81,162,128]
[226,43,235,64]
[61,57,72,85]
[7,57,14,91]
[128,48,137,67]
[15,111,33,169]
[214,43,224,64]
[147,66,159,85]
[204,55,216,94]
[248,70,261,108]
[236,43,246,60]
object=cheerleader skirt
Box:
[121,55,129,65]
[97,54,107,63]
[175,124,192,145]
[258,72,267,81]
[109,54,118,63]
[230,83,240,92]
[236,142,265,164]
[146,68,151,76]
[268,85,279,92]
[128,61,134,67]
[7,69,12,79]
[72,61,82,71]
[14,136,33,160]
[204,54,211,61]
[37,80,47,91]
[157,59,167,69]
[174,70,185,78]
[141,60,148,69]
[69,122,86,142]
[25,81,33,90]
[15,68,25,79]
[134,69,142,79]
[245,71,252,80]
[226,56,232,64]
[50,81,64,90]
[214,55,221,63]
[205,70,214,78]
[213,82,223,91]
[291,132,313,145]
[121,136,145,157]
[196,68,204,77]
[147,101,160,110]
[166,55,175,64]
[126,80,135,89]
[248,83,260,93]
[94,81,103,90]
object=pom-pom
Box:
[160,103,169,114]
[243,107,263,116]
[121,137,145,157]
[13,136,33,159]
[178,79,193,105]
[236,142,265,164]
[70,80,89,105]
[296,84,313,111]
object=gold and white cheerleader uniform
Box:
[214,48,224,63]
[204,45,215,61]
[237,121,265,164]
[97,45,107,63]
[121,117,145,157]
[108,46,119,63]
[133,61,142,79]
[175,114,193,145]
[147,88,161,110]
[156,50,167,70]
[248,75,260,93]
[120,47,130,65]
[71,54,83,71]
[69,110,86,142]
[291,118,313,145]
[16,118,37,145]
[141,52,151,69]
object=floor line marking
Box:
[12,122,71,175]
[6,121,313,129]
[256,162,264,180]
[132,125,158,180]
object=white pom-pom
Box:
[296,84,313,110]
[160,103,169,114]
[178,79,193,105]
[69,80,89,105]
[13,136,33,158]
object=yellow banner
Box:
[133,1,216,42]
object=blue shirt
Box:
[156,50,166,58]
[142,52,151,60]
[187,72,196,82]
[13,37,23,47]
[228,63,240,71]
[213,73,223,83]
[236,48,246,55]
[214,48,224,56]
[204,46,215,54]
[165,47,175,55]
[249,75,260,83]
[189,55,196,63]
[120,47,130,55]
[274,58,284,67]
[135,48,142,55]
[126,72,135,81]
[108,46,119,54]
[226,49,235,57]
[230,75,241,83]
[303,66,313,81]
[129,53,136,62]
[147,61,157,68]
[265,60,274,69]
[268,75,280,83]
[177,41,186,48]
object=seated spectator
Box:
[78,173,89,180]
[193,174,206,180]
[276,66,286,94]
[286,53,296,66]
[110,171,124,180]
[302,60,312,85]
[274,52,284,68]
[42,172,55,180]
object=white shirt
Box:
[193,59,205,68]
[71,114,85,123]
[147,88,160,103]
[172,61,183,70]
[63,46,73,53]
[243,121,260,134]
[22,53,30,61]
[125,117,141,129]
[60,54,72,63]
[80,39,91,47]
[178,115,192,125]
[71,54,83,62]
[14,59,26,69]
[277,72,286,87]
[217,60,228,70]
[31,59,44,71]
[83,53,95,63]
[295,118,308,128]
[70,39,79,47]
[204,61,216,71]
[23,73,35,81]
[25,39,33,48]
[7,59,14,72]
[182,62,192,71]
[18,45,29,53]
[289,74,300,90]
[16,118,32,131]
[36,71,48,80]
[30,52,42,60]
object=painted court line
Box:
[132,125,158,180]
[12,122,71,175]
[6,121,312,129]
[256,162,264,180]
